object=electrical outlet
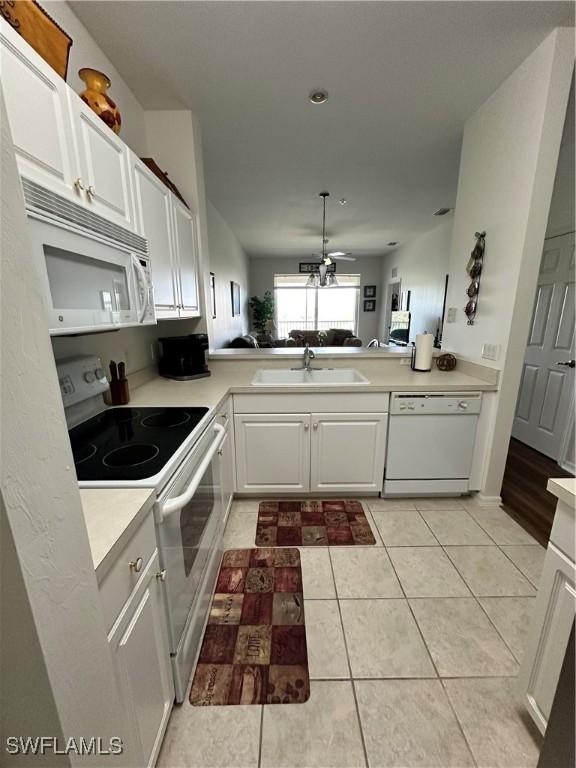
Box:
[482,343,500,361]
[400,356,411,365]
[446,307,457,323]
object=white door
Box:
[69,92,134,229]
[234,413,311,492]
[131,158,179,317]
[0,23,79,202]
[110,553,173,768]
[311,413,388,492]
[172,199,200,317]
[513,233,575,459]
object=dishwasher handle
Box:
[159,423,225,520]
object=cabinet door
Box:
[132,158,179,317]
[234,413,310,492]
[110,553,173,768]
[69,92,134,229]
[0,23,79,202]
[519,543,575,734]
[311,413,387,493]
[172,199,200,317]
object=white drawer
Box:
[233,392,389,413]
[99,512,157,632]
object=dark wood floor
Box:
[501,437,573,547]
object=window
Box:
[273,274,360,338]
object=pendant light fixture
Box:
[307,192,340,288]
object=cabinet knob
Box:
[74,178,85,191]
[86,185,96,199]
[155,569,167,582]
[128,557,143,573]
[304,423,310,431]
[313,423,319,430]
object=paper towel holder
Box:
[410,334,434,372]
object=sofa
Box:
[288,329,362,347]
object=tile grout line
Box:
[438,677,479,768]
[439,544,526,667]
[327,546,370,768]
[257,704,264,768]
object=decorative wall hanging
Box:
[364,299,376,312]
[79,68,122,134]
[464,231,486,325]
[230,281,241,316]
[364,285,376,299]
[1,0,73,79]
[299,262,336,274]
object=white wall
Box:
[378,219,452,342]
[546,78,575,238]
[206,200,250,348]
[44,1,147,155]
[442,28,573,498]
[249,255,383,342]
[0,89,134,765]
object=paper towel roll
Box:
[413,333,434,371]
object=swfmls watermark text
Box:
[5,736,123,756]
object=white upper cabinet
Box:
[172,198,201,317]
[69,93,134,229]
[131,154,202,319]
[131,157,179,317]
[0,22,79,203]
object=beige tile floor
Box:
[158,497,545,768]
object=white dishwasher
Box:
[384,392,482,496]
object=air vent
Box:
[22,178,148,255]
[433,207,452,216]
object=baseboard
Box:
[477,493,503,507]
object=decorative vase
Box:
[78,68,122,135]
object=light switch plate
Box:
[446,308,457,323]
[482,343,500,361]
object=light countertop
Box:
[547,477,576,509]
[129,358,497,411]
[80,488,155,578]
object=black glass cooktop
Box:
[69,407,209,481]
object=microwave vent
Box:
[22,178,148,255]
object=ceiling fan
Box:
[312,192,357,266]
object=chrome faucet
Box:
[303,343,316,371]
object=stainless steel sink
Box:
[251,368,370,386]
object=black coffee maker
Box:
[158,334,210,380]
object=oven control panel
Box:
[56,355,109,408]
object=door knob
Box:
[557,360,575,368]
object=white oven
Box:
[154,420,226,702]
[24,179,155,335]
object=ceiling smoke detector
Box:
[338,198,347,206]
[433,207,452,216]
[309,89,328,105]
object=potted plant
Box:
[249,291,275,341]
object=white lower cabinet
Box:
[311,413,388,493]
[106,550,173,767]
[519,540,575,734]
[234,408,388,494]
[234,413,311,492]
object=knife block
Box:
[110,378,129,405]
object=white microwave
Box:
[24,180,156,335]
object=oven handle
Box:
[159,423,225,520]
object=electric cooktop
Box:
[69,407,209,481]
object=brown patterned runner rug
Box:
[190,548,310,706]
[256,499,376,546]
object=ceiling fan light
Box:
[328,251,345,257]
[306,273,318,287]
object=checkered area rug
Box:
[256,499,376,546]
[190,548,310,706]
